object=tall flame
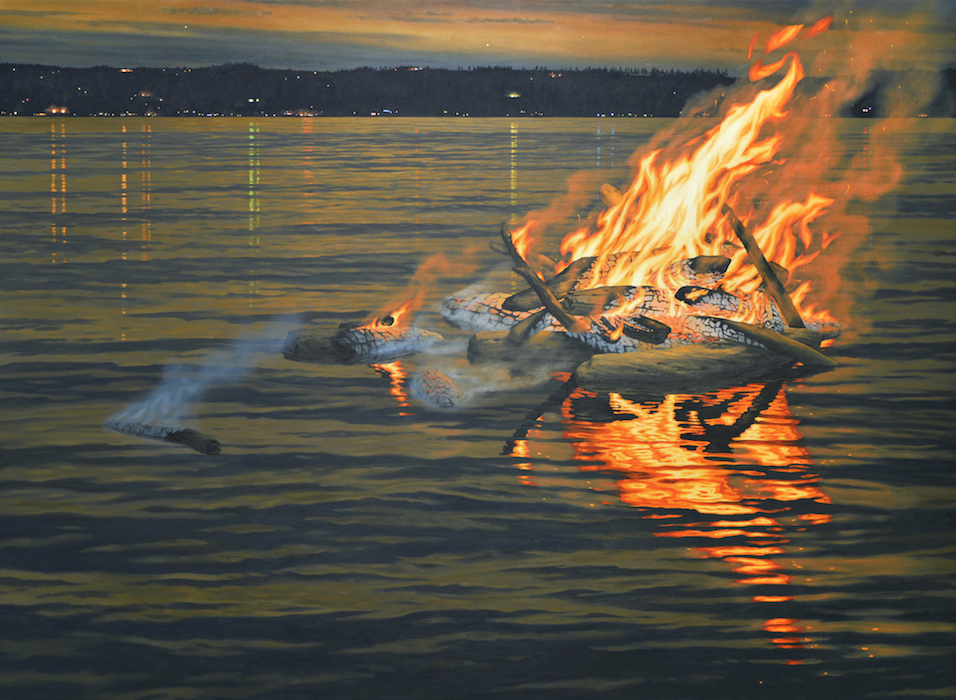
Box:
[544,19,836,326]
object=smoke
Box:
[510,170,609,259]
[369,244,492,324]
[106,317,298,427]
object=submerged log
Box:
[410,369,467,408]
[574,328,827,395]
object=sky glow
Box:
[0,1,951,73]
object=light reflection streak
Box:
[510,122,518,219]
[248,121,261,301]
[50,119,66,263]
[370,361,413,417]
[249,121,260,233]
[510,379,830,659]
[141,123,151,261]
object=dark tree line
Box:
[0,63,733,117]
[0,62,952,118]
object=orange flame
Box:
[510,220,536,261]
[547,21,839,328]
[764,24,804,54]
[747,32,760,61]
[362,299,414,329]
[559,52,805,308]
[805,15,833,39]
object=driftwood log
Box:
[283,325,442,364]
[104,417,221,455]
[468,330,594,370]
[573,327,827,395]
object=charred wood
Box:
[502,256,597,312]
[722,203,805,328]
[621,316,671,344]
[499,224,590,335]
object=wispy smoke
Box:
[106,317,298,427]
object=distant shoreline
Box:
[3,62,951,119]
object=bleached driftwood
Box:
[573,327,829,394]
[283,324,442,364]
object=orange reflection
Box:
[370,361,413,416]
[512,380,829,659]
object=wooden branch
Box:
[506,308,549,344]
[499,224,591,336]
[722,204,806,329]
[503,256,597,312]
[705,317,836,367]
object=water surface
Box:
[0,117,953,699]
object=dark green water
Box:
[0,117,953,699]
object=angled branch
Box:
[722,204,805,329]
[499,223,591,337]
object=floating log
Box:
[489,239,555,272]
[703,317,837,368]
[468,330,593,370]
[105,417,221,455]
[507,308,550,344]
[282,325,443,364]
[621,316,671,344]
[722,204,805,328]
[563,285,635,315]
[599,183,624,207]
[574,328,827,395]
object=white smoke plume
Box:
[106,317,298,427]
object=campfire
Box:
[285,17,842,407]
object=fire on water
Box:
[510,17,840,331]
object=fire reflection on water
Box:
[511,379,831,659]
[370,361,413,417]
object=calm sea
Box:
[0,117,953,699]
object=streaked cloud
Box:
[0,0,950,73]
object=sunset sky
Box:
[0,1,952,74]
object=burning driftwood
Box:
[440,194,838,395]
[283,316,443,365]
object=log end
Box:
[282,328,349,364]
[164,428,221,455]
